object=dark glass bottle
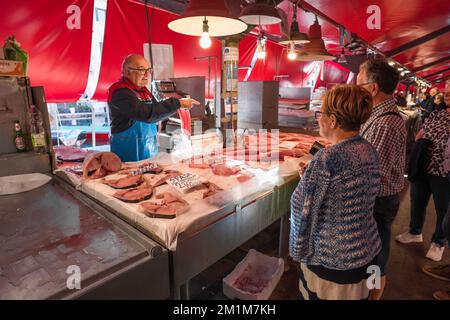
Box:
[14,120,26,152]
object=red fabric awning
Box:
[0,0,94,102]
[264,0,450,85]
[3,0,446,100]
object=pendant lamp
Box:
[168,0,248,37]
[279,2,309,45]
[296,16,336,61]
[239,3,282,25]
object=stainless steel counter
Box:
[0,176,170,299]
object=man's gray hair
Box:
[360,58,399,95]
[121,55,133,76]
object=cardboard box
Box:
[0,59,25,77]
[223,249,284,300]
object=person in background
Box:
[290,85,381,300]
[396,91,407,107]
[397,87,450,281]
[433,93,447,112]
[422,134,450,300]
[107,54,198,162]
[357,58,406,300]
[424,87,440,115]
[417,91,431,126]
[419,92,431,108]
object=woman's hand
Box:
[298,160,309,177]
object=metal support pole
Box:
[180,280,191,300]
[278,211,290,272]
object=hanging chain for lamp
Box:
[291,1,298,51]
[200,16,212,49]
[144,0,154,89]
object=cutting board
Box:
[0,173,52,195]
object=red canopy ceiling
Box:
[0,0,94,102]
[1,0,448,100]
[263,0,450,83]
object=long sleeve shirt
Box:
[107,78,180,134]
[423,109,450,177]
[360,98,406,197]
[289,136,382,270]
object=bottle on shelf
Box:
[28,105,48,153]
[14,120,26,152]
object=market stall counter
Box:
[0,77,171,300]
[55,132,329,299]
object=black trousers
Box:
[373,194,400,276]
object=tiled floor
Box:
[190,180,450,300]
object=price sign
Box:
[167,173,205,194]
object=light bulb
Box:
[288,51,297,60]
[256,38,266,60]
[257,49,266,60]
[200,32,211,49]
[199,17,211,49]
[288,42,297,60]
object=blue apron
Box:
[111,121,158,162]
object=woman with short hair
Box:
[290,84,381,300]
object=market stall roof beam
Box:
[138,0,187,14]
[412,55,450,73]
[385,26,450,58]
[429,74,450,84]
[422,67,450,79]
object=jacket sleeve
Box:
[289,152,331,262]
[109,88,180,123]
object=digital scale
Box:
[152,80,190,152]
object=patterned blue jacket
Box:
[289,135,382,270]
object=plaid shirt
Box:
[360,98,406,197]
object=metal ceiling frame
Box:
[412,55,450,73]
[385,25,450,58]
[423,67,450,79]
[141,0,448,86]
[429,74,450,84]
[138,0,187,14]
[295,0,435,86]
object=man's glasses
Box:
[358,81,375,87]
[128,67,151,75]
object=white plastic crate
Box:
[223,249,284,300]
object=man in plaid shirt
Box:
[357,59,406,300]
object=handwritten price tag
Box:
[167,173,205,194]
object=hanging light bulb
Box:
[287,42,297,60]
[257,37,266,60]
[199,17,212,49]
[337,48,347,64]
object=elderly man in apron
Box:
[107,54,196,162]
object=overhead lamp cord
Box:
[144,0,154,91]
